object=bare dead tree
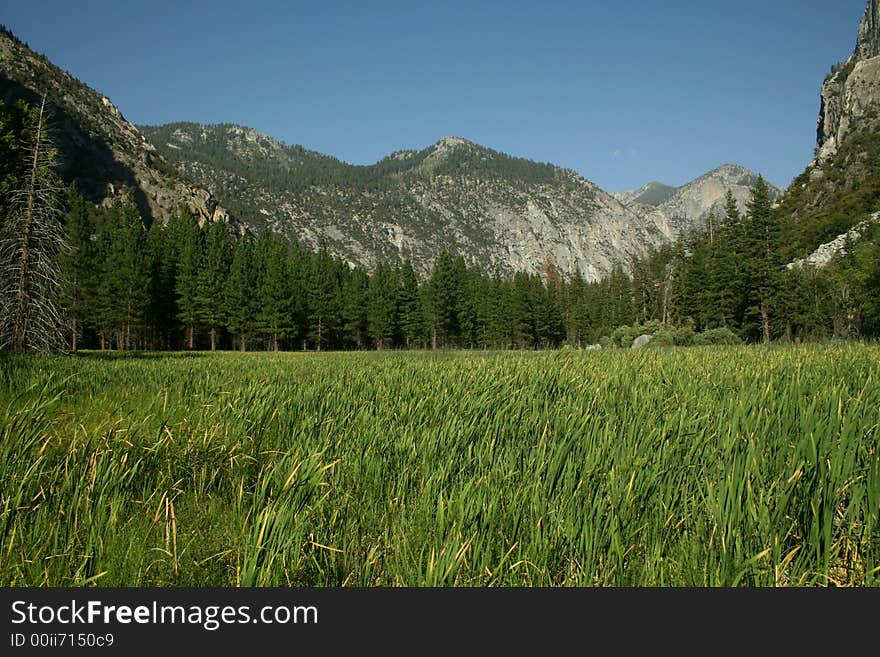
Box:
[0,95,68,353]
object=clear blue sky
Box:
[1,0,869,192]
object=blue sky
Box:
[1,0,869,191]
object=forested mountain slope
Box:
[142,123,678,280]
[0,26,242,231]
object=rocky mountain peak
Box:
[815,0,880,164]
[694,163,764,188]
[216,124,286,161]
[388,149,418,161]
[423,136,476,165]
[856,0,879,61]
[706,163,748,178]
[435,135,472,149]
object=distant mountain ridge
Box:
[142,122,682,280]
[616,164,780,236]
[613,182,677,208]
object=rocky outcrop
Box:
[774,1,880,256]
[815,0,880,165]
[855,0,879,62]
[0,29,243,233]
[787,211,880,270]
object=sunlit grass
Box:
[0,345,877,586]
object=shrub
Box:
[649,326,695,347]
[694,327,742,346]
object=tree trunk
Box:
[12,99,47,352]
[187,325,194,350]
[71,317,77,353]
[761,303,771,344]
[239,334,246,352]
[432,326,437,350]
[210,326,216,352]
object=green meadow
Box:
[1,346,877,586]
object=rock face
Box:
[617,165,780,236]
[787,211,880,270]
[0,28,242,232]
[856,0,880,68]
[815,0,880,165]
[775,0,880,255]
[143,123,676,280]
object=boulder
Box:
[631,334,652,349]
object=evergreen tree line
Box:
[60,190,574,352]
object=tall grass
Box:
[0,346,877,586]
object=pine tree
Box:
[0,95,68,352]
[454,257,478,349]
[307,242,340,351]
[225,237,257,351]
[174,208,203,349]
[287,243,311,350]
[714,189,747,330]
[144,219,178,350]
[59,186,93,352]
[196,220,233,351]
[564,269,588,345]
[367,263,398,349]
[535,279,565,348]
[255,231,293,351]
[0,100,33,235]
[102,193,149,349]
[340,265,369,349]
[509,272,535,348]
[396,260,424,348]
[426,251,458,349]
[742,177,781,343]
[606,265,635,328]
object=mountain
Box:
[613,182,677,208]
[616,164,780,236]
[141,123,674,280]
[0,26,242,232]
[775,0,880,258]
